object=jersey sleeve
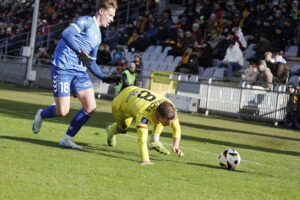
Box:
[152,123,164,137]
[70,16,89,33]
[89,45,99,61]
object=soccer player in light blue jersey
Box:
[32,0,118,149]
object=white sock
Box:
[151,136,159,142]
[63,134,72,140]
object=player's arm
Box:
[170,117,184,156]
[61,17,91,67]
[136,122,152,166]
[152,123,164,137]
[88,46,120,83]
[61,25,80,53]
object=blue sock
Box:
[41,105,56,119]
[66,109,90,137]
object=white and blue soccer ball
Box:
[219,149,241,170]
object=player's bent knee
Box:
[56,110,69,117]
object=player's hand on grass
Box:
[140,161,153,166]
[76,50,91,67]
[172,147,184,157]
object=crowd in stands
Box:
[1,0,300,91]
[97,0,300,90]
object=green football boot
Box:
[148,141,170,155]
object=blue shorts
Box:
[51,66,93,97]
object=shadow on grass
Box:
[187,162,281,177]
[161,132,300,157]
[0,136,140,163]
[180,121,300,142]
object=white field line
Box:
[1,108,299,173]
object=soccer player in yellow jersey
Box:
[106,86,184,166]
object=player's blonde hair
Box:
[97,0,118,10]
[157,101,176,120]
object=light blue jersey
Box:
[52,16,102,71]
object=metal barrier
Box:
[174,78,290,125]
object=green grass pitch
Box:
[0,83,299,200]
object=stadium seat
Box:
[212,68,224,78]
[153,45,163,54]
[142,61,152,70]
[161,46,172,56]
[156,54,167,63]
[165,63,177,72]
[200,67,215,78]
[287,75,300,85]
[164,55,174,64]
[189,75,199,82]
[145,45,155,53]
[142,52,151,61]
[101,66,110,74]
[178,74,189,81]
[284,45,298,57]
[172,56,182,66]
[291,64,300,72]
[124,52,132,61]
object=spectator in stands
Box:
[212,32,230,60]
[108,49,123,65]
[272,62,289,84]
[273,51,286,64]
[251,60,273,90]
[191,23,202,43]
[103,26,119,50]
[182,31,196,51]
[35,47,51,65]
[132,54,143,74]
[271,27,286,53]
[232,26,247,50]
[129,33,148,52]
[253,34,272,60]
[244,58,259,83]
[127,30,138,52]
[196,42,213,69]
[264,51,275,72]
[175,47,199,74]
[116,62,136,92]
[96,44,111,65]
[217,40,243,78]
[145,23,159,45]
[116,57,128,73]
[156,24,169,46]
[168,29,185,57]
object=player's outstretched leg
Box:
[106,123,117,147]
[32,109,44,134]
[148,141,170,155]
[59,135,83,150]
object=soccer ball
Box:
[219,149,241,170]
